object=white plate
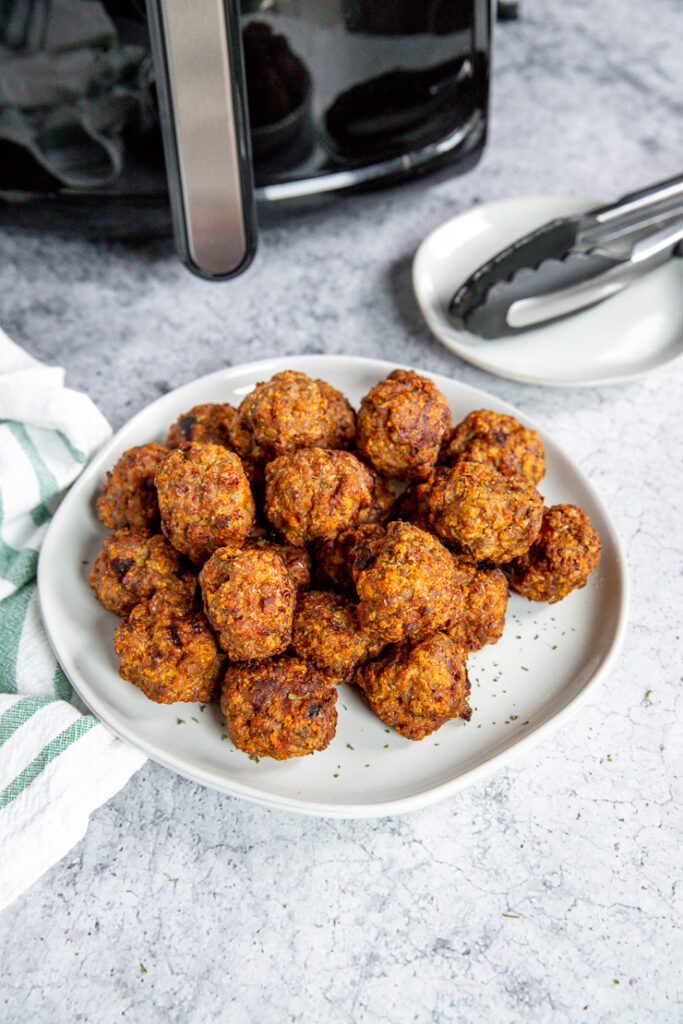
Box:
[413,195,683,387]
[38,355,628,817]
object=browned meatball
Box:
[246,520,272,542]
[209,526,312,590]
[166,403,238,449]
[356,467,396,525]
[444,562,508,652]
[506,504,601,603]
[230,370,355,465]
[264,448,375,547]
[89,529,196,617]
[199,547,295,660]
[221,655,337,759]
[114,591,222,703]
[391,480,434,532]
[290,591,386,682]
[243,537,311,591]
[443,409,545,487]
[427,461,543,563]
[321,382,357,446]
[314,523,386,594]
[154,442,255,563]
[356,369,452,481]
[355,521,460,643]
[97,443,169,531]
[355,632,471,740]
[390,467,452,533]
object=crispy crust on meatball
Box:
[166,403,238,449]
[357,467,396,525]
[355,632,471,740]
[391,480,434,533]
[89,529,196,617]
[506,504,601,603]
[221,655,337,759]
[97,443,169,531]
[443,409,545,487]
[444,562,508,652]
[291,591,386,682]
[206,531,312,593]
[154,442,255,563]
[355,521,460,643]
[427,461,543,563]
[230,370,355,465]
[356,369,452,481]
[199,547,295,660]
[390,468,451,533]
[114,591,222,703]
[314,523,386,594]
[320,382,357,447]
[265,448,375,547]
[243,537,311,591]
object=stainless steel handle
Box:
[594,173,683,224]
[146,0,257,279]
[630,217,683,262]
[578,174,683,251]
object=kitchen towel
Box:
[0,327,145,913]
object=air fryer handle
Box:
[146,0,257,280]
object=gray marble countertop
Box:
[2,1,682,1021]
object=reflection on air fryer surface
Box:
[0,0,490,253]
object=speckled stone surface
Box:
[1,1,682,1020]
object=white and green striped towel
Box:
[0,328,145,912]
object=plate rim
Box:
[37,354,630,817]
[412,194,683,388]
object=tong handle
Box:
[630,216,683,263]
[593,172,683,224]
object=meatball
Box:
[96,443,169,531]
[427,461,543,563]
[506,503,601,603]
[154,442,255,563]
[89,529,196,617]
[314,523,386,595]
[166,403,238,449]
[355,632,471,740]
[114,591,222,704]
[355,521,460,643]
[264,448,375,547]
[443,409,545,487]
[390,468,451,533]
[356,369,452,481]
[290,591,386,682]
[242,537,311,591]
[230,370,355,465]
[221,655,337,760]
[208,525,312,590]
[391,480,434,533]
[199,547,295,660]
[356,467,396,525]
[444,562,508,652]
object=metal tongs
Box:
[449,174,683,339]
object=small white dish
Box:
[413,195,683,387]
[38,355,628,817]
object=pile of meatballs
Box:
[89,369,601,761]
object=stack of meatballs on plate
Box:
[90,369,601,761]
